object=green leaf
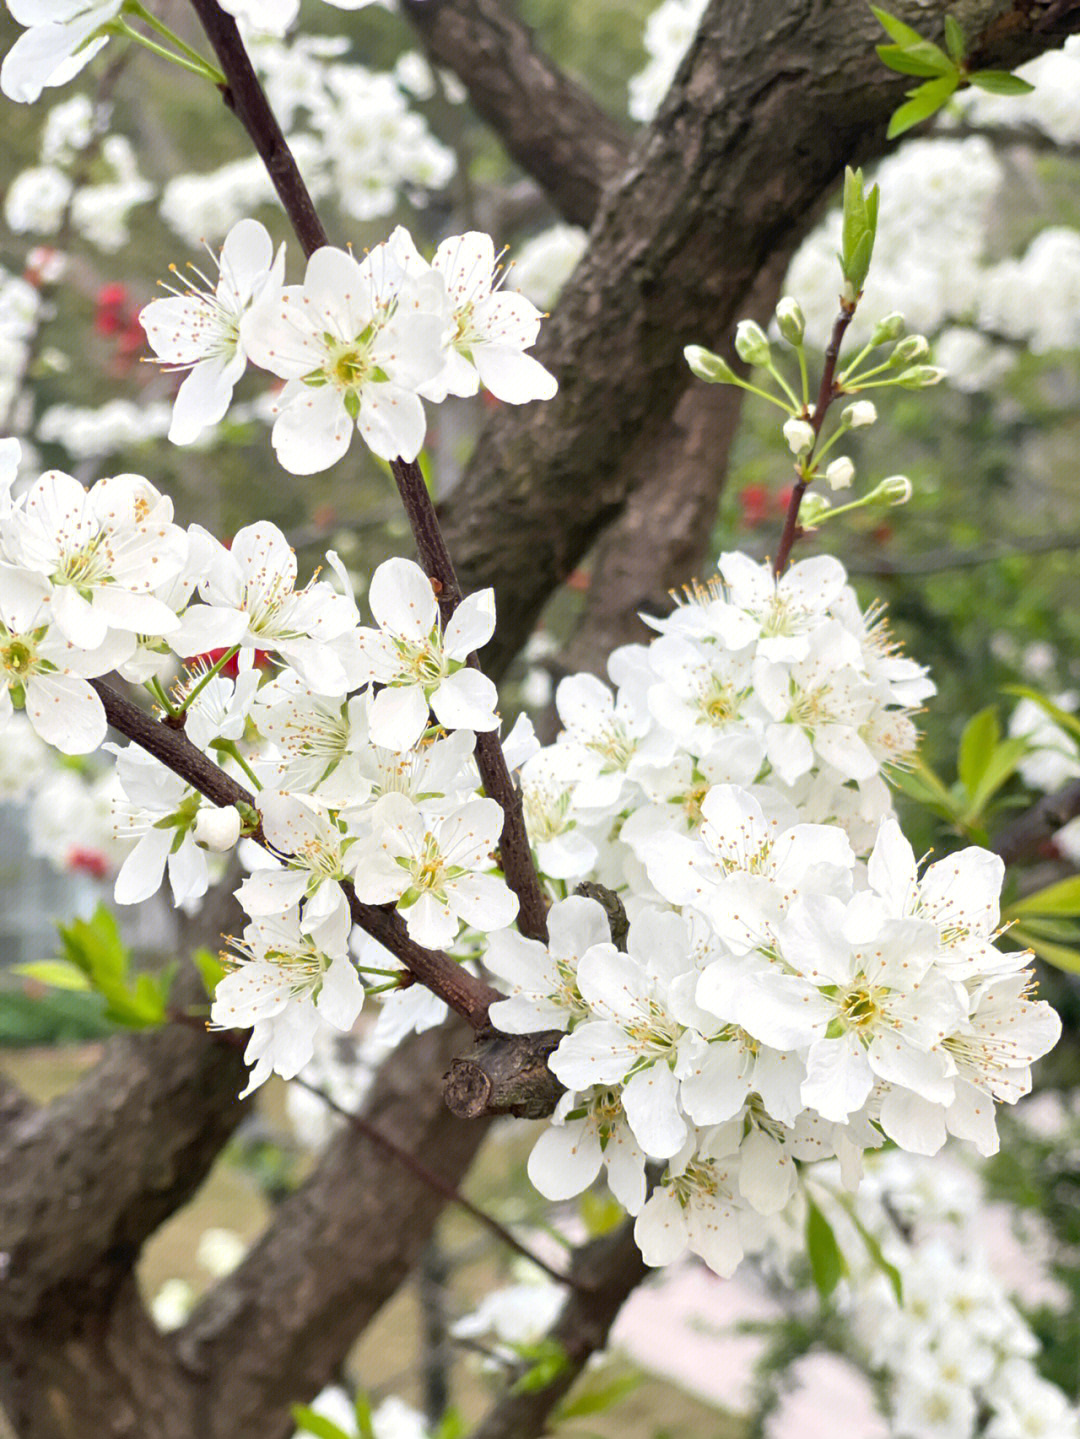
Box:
[965,736,1031,818]
[1009,876,1080,919]
[885,761,963,822]
[876,42,953,77]
[958,706,1000,799]
[969,70,1035,95]
[944,14,966,62]
[806,1197,845,1298]
[579,1188,625,1237]
[289,1405,353,1439]
[434,1409,468,1439]
[870,5,932,47]
[843,1205,903,1303]
[556,1370,643,1420]
[511,1338,570,1394]
[1009,915,1080,943]
[192,946,226,998]
[886,73,959,139]
[840,168,880,291]
[13,960,93,991]
[1009,926,1080,975]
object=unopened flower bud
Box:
[844,400,877,429]
[889,334,930,366]
[783,416,815,455]
[684,345,736,384]
[193,804,243,852]
[825,456,855,491]
[897,365,945,389]
[874,474,913,505]
[799,493,832,527]
[734,320,772,368]
[870,312,905,346]
[775,296,805,346]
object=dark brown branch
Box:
[469,1218,649,1439]
[187,0,328,258]
[391,458,550,945]
[399,0,629,228]
[90,677,502,1029]
[993,776,1080,866]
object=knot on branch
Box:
[444,1029,565,1119]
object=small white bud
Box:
[875,474,913,505]
[870,312,906,345]
[825,456,855,491]
[782,416,816,455]
[734,319,772,368]
[844,400,877,429]
[775,296,805,346]
[799,493,832,527]
[889,334,930,366]
[193,804,243,852]
[897,365,945,389]
[684,344,736,384]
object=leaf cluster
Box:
[14,904,172,1028]
[872,7,1034,140]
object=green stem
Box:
[213,739,262,792]
[797,346,810,408]
[840,357,894,387]
[146,674,178,717]
[177,645,241,714]
[113,16,225,84]
[765,362,800,410]
[737,379,796,414]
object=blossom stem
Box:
[210,738,262,791]
[176,645,241,715]
[146,674,179,717]
[111,19,225,84]
[773,300,856,578]
[123,1,226,83]
[390,457,551,945]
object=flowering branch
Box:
[185,2,552,947]
[391,458,550,943]
[772,300,856,577]
[89,678,502,1030]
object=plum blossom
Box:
[140,218,285,445]
[347,792,517,949]
[356,557,499,751]
[171,522,358,692]
[241,240,446,470]
[2,0,122,104]
[422,231,558,404]
[486,893,613,1033]
[211,907,363,1096]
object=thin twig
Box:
[391,458,550,944]
[773,302,856,578]
[289,1072,580,1290]
[187,0,328,258]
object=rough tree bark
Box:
[4,2,1080,1435]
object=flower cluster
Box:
[485,551,1059,1277]
[139,220,556,468]
[828,1151,1080,1439]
